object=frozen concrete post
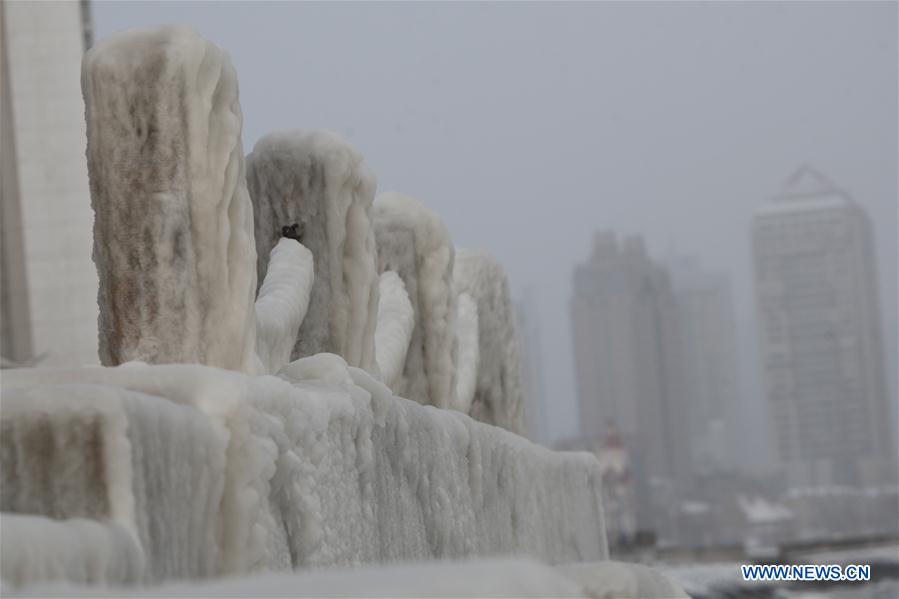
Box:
[247,131,380,376]
[82,26,258,372]
[373,193,458,409]
[454,249,524,434]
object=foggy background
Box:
[93,1,898,470]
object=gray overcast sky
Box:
[95,1,897,454]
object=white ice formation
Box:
[1,515,144,588]
[2,23,692,599]
[83,26,258,373]
[11,559,585,598]
[5,558,689,598]
[454,292,480,413]
[374,271,415,390]
[254,239,314,374]
[454,249,525,434]
[247,131,380,376]
[1,360,608,587]
[558,561,690,598]
[372,193,458,409]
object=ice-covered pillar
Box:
[247,131,380,375]
[254,238,314,375]
[82,26,258,372]
[454,249,524,434]
[454,292,480,413]
[375,271,415,390]
[373,193,457,409]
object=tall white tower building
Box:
[1,1,98,367]
[752,166,896,487]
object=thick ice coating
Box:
[82,25,258,372]
[0,382,227,582]
[247,131,380,376]
[254,239,315,374]
[454,249,525,434]
[454,293,480,413]
[374,271,415,390]
[10,559,585,598]
[4,557,689,598]
[1,362,607,587]
[1,515,144,588]
[373,193,458,409]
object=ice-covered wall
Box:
[1,515,144,588]
[82,26,258,372]
[1,382,228,583]
[373,193,458,409]
[247,131,380,376]
[454,250,525,435]
[1,360,607,587]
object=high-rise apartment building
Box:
[1,1,98,367]
[570,232,691,531]
[667,256,740,475]
[752,166,895,487]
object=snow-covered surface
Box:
[1,382,228,582]
[247,131,380,376]
[9,559,585,598]
[556,561,689,599]
[454,249,525,434]
[373,192,458,409]
[560,561,689,598]
[1,360,607,588]
[1,515,144,588]
[454,292,480,413]
[4,558,692,598]
[374,271,415,390]
[254,239,314,374]
[82,25,258,372]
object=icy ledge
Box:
[1,356,607,587]
[6,558,688,598]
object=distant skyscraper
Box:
[752,166,896,487]
[570,232,690,532]
[667,256,740,475]
[1,1,98,367]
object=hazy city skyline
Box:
[91,2,897,461]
